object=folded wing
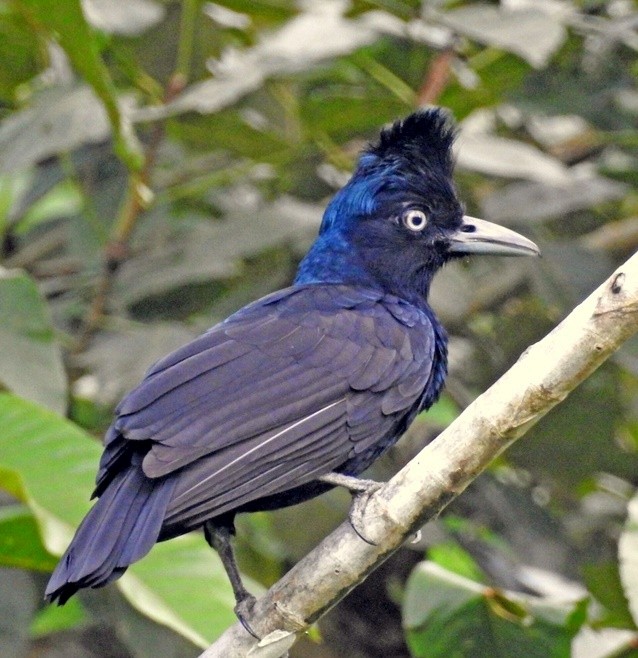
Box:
[97,284,436,530]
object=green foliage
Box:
[0,505,57,571]
[0,5,40,103]
[403,562,588,658]
[428,540,486,583]
[0,270,67,414]
[30,596,86,637]
[0,0,637,656]
[14,0,143,171]
[620,493,638,633]
[0,393,254,646]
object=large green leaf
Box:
[0,269,67,414]
[0,393,257,647]
[403,562,587,658]
[30,595,86,637]
[583,562,635,629]
[122,537,241,648]
[0,504,57,572]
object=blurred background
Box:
[0,1,637,656]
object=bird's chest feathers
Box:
[417,315,448,412]
[390,301,447,411]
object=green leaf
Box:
[0,269,67,414]
[30,596,86,637]
[0,394,98,552]
[122,536,252,648]
[0,171,31,235]
[16,179,83,234]
[0,393,258,646]
[419,394,459,427]
[16,0,142,171]
[428,541,485,583]
[403,562,587,658]
[213,0,296,24]
[583,562,635,629]
[440,52,530,119]
[0,6,42,102]
[619,493,638,628]
[0,505,58,571]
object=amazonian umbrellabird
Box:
[45,108,539,628]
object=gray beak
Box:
[449,215,540,257]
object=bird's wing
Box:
[97,285,435,523]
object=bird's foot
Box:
[319,473,383,545]
[318,472,381,494]
[349,483,383,545]
[235,593,260,639]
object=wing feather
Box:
[99,284,437,529]
[164,399,348,526]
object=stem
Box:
[176,0,198,82]
[418,48,456,106]
[354,53,416,106]
[75,10,193,350]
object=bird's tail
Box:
[45,464,175,604]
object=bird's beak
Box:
[448,215,540,257]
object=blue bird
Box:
[45,108,539,623]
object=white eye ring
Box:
[402,209,428,232]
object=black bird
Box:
[45,109,539,621]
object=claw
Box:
[235,594,260,639]
[348,484,382,545]
[319,472,383,545]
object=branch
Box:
[201,251,638,658]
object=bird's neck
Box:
[295,232,375,287]
[295,232,435,308]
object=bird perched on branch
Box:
[46,108,539,626]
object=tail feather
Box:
[45,465,175,604]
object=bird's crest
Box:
[317,108,458,235]
[360,107,457,180]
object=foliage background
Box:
[0,0,637,656]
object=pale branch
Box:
[200,251,638,658]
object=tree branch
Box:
[200,251,638,658]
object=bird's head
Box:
[296,108,539,302]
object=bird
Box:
[45,108,539,627]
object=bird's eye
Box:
[402,209,428,232]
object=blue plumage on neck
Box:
[295,173,383,288]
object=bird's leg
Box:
[318,472,383,545]
[203,520,259,639]
[319,472,382,493]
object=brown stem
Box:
[75,74,187,352]
[418,48,456,106]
